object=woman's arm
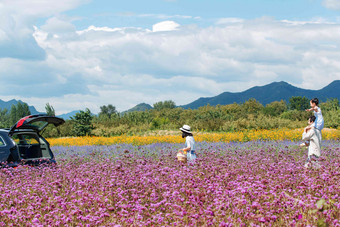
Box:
[183,147,191,152]
[183,137,192,152]
[302,128,315,141]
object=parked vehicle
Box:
[0,114,65,167]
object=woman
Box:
[180,125,196,162]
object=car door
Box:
[8,114,65,136]
[0,133,9,162]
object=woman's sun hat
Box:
[180,124,192,133]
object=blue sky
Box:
[39,0,333,35]
[64,0,339,28]
[0,0,340,114]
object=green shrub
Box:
[324,110,340,128]
[280,110,311,121]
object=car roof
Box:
[0,129,9,134]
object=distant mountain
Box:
[121,103,153,115]
[181,80,340,109]
[2,80,339,117]
[0,99,41,114]
[57,110,81,120]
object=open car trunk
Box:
[3,115,65,166]
[9,115,65,136]
[14,133,52,160]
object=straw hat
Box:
[180,124,192,133]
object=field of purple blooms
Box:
[1,141,340,226]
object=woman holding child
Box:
[301,98,324,168]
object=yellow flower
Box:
[48,128,340,146]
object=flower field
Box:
[1,140,340,226]
[48,128,340,146]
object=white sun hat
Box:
[180,124,192,133]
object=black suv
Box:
[0,114,65,167]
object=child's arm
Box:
[306,106,318,112]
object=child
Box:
[180,125,196,162]
[305,98,324,133]
[300,116,321,168]
[303,98,324,147]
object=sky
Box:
[0,0,340,114]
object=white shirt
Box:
[185,136,195,151]
[314,107,324,131]
[302,127,321,157]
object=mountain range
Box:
[0,99,79,119]
[0,99,40,114]
[1,80,339,119]
[180,80,340,109]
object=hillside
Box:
[58,110,81,120]
[181,80,340,109]
[0,99,41,114]
[1,80,339,115]
[121,103,153,114]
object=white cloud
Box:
[2,13,340,113]
[152,21,180,32]
[0,0,88,60]
[2,0,90,17]
[216,18,245,25]
[323,0,340,10]
[41,17,76,33]
[76,25,125,35]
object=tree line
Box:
[0,97,339,137]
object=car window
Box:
[0,136,5,146]
[25,121,48,129]
[12,134,39,145]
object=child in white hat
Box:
[180,124,196,162]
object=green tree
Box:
[0,108,10,128]
[321,99,340,128]
[99,104,117,119]
[153,100,176,111]
[242,98,264,114]
[71,108,94,136]
[14,102,31,120]
[45,103,56,116]
[10,105,17,125]
[263,100,287,116]
[288,96,310,111]
[320,98,339,111]
[22,103,31,117]
[16,102,24,119]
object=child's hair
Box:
[309,115,316,123]
[181,131,193,138]
[310,98,319,106]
